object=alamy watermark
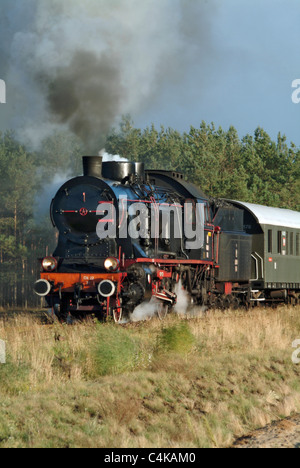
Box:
[0,339,6,364]
[292,79,300,104]
[0,79,6,104]
[95,198,205,250]
[292,339,300,364]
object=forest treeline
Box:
[106,117,300,211]
[0,116,299,307]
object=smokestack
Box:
[83,156,103,178]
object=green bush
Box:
[92,325,142,376]
[155,322,195,356]
[0,360,30,395]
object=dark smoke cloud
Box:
[47,51,124,151]
[0,0,216,151]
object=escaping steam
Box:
[0,0,216,151]
[127,281,208,323]
[174,280,190,315]
[174,280,208,317]
[130,298,160,323]
[99,149,128,163]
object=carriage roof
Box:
[225,200,300,230]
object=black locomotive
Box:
[34,156,300,321]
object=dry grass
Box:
[0,306,300,447]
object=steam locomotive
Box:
[34,156,300,321]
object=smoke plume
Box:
[0,0,216,151]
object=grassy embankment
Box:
[0,306,300,448]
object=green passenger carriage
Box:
[227,201,300,304]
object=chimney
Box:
[82,156,103,178]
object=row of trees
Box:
[106,117,300,211]
[0,117,299,308]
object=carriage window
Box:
[277,231,282,254]
[296,234,300,256]
[290,232,294,256]
[268,230,273,253]
[282,231,287,255]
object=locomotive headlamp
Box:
[42,257,58,272]
[104,257,119,272]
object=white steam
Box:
[174,280,190,315]
[174,280,208,317]
[99,149,128,163]
[130,298,160,322]
[130,281,191,322]
[127,280,208,322]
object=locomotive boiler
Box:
[34,156,300,321]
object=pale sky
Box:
[136,0,300,145]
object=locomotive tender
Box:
[34,156,300,321]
